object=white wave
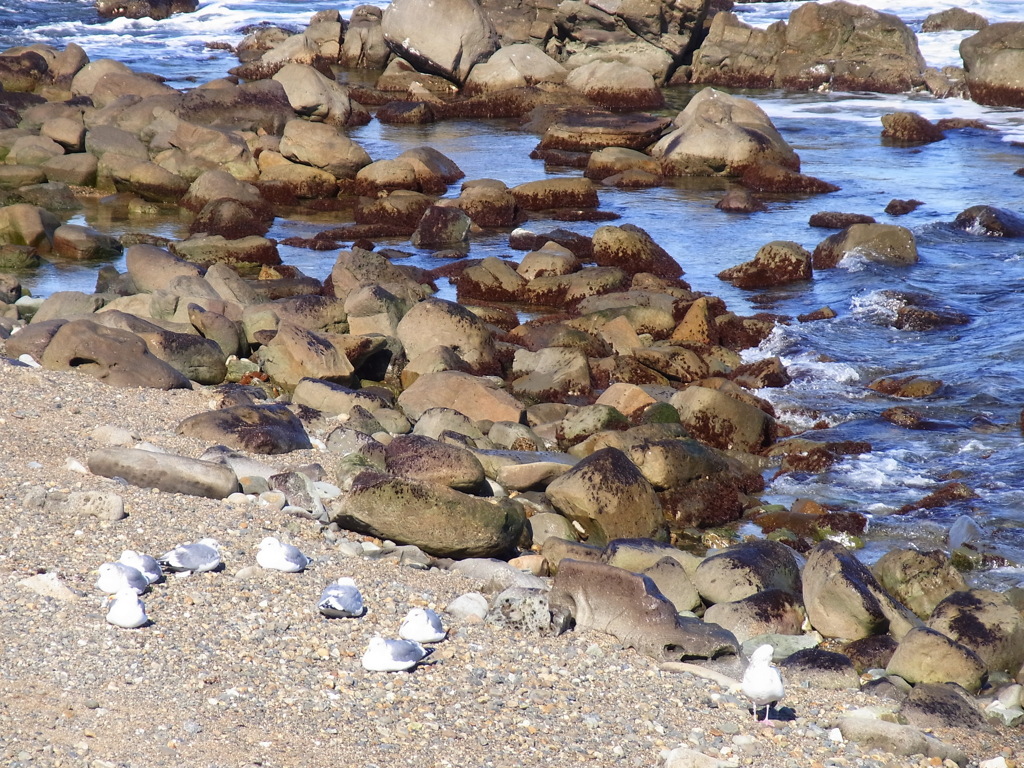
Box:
[851,290,903,323]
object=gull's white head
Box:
[750,644,775,665]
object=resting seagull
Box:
[256,537,311,573]
[741,644,784,722]
[95,561,149,595]
[399,607,446,643]
[118,550,163,585]
[361,636,428,672]
[105,588,148,629]
[317,578,365,618]
[159,538,222,573]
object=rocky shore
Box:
[1,0,1024,765]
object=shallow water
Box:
[3,0,1024,582]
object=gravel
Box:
[1,360,1022,768]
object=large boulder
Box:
[272,63,366,126]
[178,404,312,454]
[871,548,967,620]
[382,0,500,85]
[926,589,1024,675]
[812,223,918,268]
[329,469,526,558]
[718,241,812,289]
[886,626,987,693]
[650,88,799,177]
[37,318,191,389]
[95,0,198,20]
[340,5,392,69]
[278,119,372,179]
[693,539,802,605]
[670,385,775,453]
[960,23,1024,108]
[396,298,499,374]
[545,447,665,546]
[690,2,927,94]
[803,540,921,641]
[87,447,238,499]
[397,370,525,423]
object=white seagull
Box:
[256,536,311,573]
[118,550,163,585]
[361,635,428,672]
[105,588,148,628]
[95,561,149,595]
[399,607,446,643]
[317,577,365,618]
[159,538,222,573]
[741,644,784,722]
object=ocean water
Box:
[2,0,1024,582]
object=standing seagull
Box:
[159,538,222,574]
[399,607,446,643]
[118,550,163,585]
[95,561,149,595]
[256,537,311,573]
[105,588,148,628]
[741,644,784,722]
[317,577,365,618]
[361,635,427,672]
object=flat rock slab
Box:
[88,447,240,499]
[538,110,671,152]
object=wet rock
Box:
[812,223,918,268]
[923,7,988,33]
[411,205,472,248]
[95,0,197,20]
[718,240,811,289]
[780,648,859,690]
[715,188,766,213]
[178,403,312,454]
[808,211,876,229]
[0,203,59,254]
[803,540,921,641]
[703,589,805,643]
[536,109,670,153]
[894,481,977,514]
[880,111,945,143]
[885,198,924,216]
[591,224,682,280]
[670,385,775,453]
[691,3,926,93]
[548,559,739,661]
[545,447,664,546]
[872,548,967,619]
[960,23,1024,108]
[511,177,598,211]
[901,683,986,730]
[452,180,520,228]
[329,469,526,559]
[694,539,802,605]
[927,589,1024,674]
[88,447,240,499]
[868,375,942,398]
[952,204,1024,237]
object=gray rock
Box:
[67,490,126,521]
[384,433,487,493]
[88,447,240,499]
[449,557,548,592]
[485,587,554,634]
[836,715,967,766]
[545,447,665,546]
[927,589,1024,674]
[901,683,986,730]
[703,589,805,643]
[779,647,859,690]
[694,539,801,605]
[330,469,526,559]
[803,540,920,641]
[446,591,489,621]
[886,626,986,693]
